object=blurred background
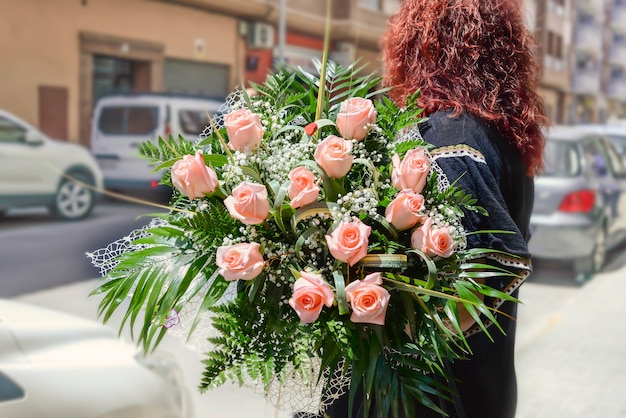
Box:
[1,0,626,417]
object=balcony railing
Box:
[610,45,626,66]
[575,0,603,17]
[573,24,603,52]
[612,5,626,31]
[606,78,626,99]
[571,70,602,94]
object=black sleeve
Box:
[419,111,532,301]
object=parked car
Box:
[91,93,223,197]
[0,109,103,220]
[576,123,626,164]
[529,125,626,279]
[0,298,192,418]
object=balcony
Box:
[611,4,626,31]
[542,56,570,90]
[610,44,626,66]
[571,68,602,95]
[575,0,603,18]
[164,0,390,49]
[573,23,603,52]
[606,78,626,100]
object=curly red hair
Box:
[382,0,547,174]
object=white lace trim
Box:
[431,144,487,165]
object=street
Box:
[3,199,626,417]
[0,198,166,297]
[3,198,625,343]
[0,198,595,310]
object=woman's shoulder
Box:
[420,110,493,149]
[420,110,505,169]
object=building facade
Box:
[0,0,243,146]
[0,0,397,147]
[529,0,626,124]
[4,0,626,148]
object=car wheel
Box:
[50,173,95,220]
[574,225,607,281]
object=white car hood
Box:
[0,299,127,363]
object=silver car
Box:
[529,126,626,279]
[577,123,626,164]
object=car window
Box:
[127,107,158,135]
[542,140,580,177]
[0,115,26,143]
[98,107,125,134]
[605,134,626,156]
[602,138,626,177]
[0,371,25,402]
[582,139,609,177]
[178,109,210,136]
[98,106,158,135]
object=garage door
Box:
[164,59,229,98]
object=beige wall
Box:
[0,0,240,143]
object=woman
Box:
[325,0,547,417]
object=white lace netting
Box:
[87,88,351,415]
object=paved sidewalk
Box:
[13,264,626,418]
[515,266,626,418]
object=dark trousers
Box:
[323,298,519,418]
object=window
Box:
[97,106,158,135]
[0,372,25,402]
[98,107,125,135]
[178,109,210,136]
[543,141,581,177]
[582,139,609,177]
[547,31,563,60]
[606,137,626,177]
[93,55,135,107]
[0,116,26,143]
[126,107,157,135]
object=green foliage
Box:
[200,292,323,392]
[434,173,489,216]
[92,200,238,354]
[375,92,427,148]
[297,59,387,119]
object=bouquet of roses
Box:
[90,59,521,417]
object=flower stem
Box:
[314,0,332,123]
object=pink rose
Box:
[385,190,427,231]
[314,135,354,178]
[335,97,377,141]
[345,273,390,326]
[224,182,269,225]
[325,219,371,266]
[171,151,219,199]
[288,167,321,209]
[391,148,431,193]
[410,217,455,258]
[224,108,265,151]
[216,242,265,281]
[288,272,334,323]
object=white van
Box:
[91,94,223,196]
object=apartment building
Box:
[603,0,626,121]
[4,0,625,147]
[529,0,626,124]
[527,0,572,124]
[0,0,395,147]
